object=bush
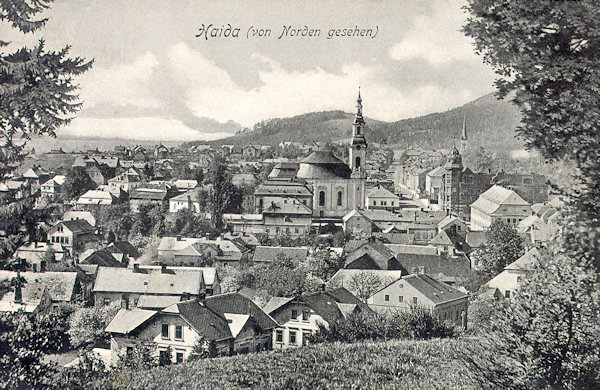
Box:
[309,310,456,344]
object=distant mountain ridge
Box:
[201,93,524,151]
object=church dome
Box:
[297,150,351,179]
[445,146,463,169]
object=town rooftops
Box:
[0,271,78,305]
[262,199,312,215]
[50,219,95,234]
[254,181,312,196]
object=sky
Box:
[3,0,497,141]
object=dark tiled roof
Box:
[80,249,124,267]
[253,246,309,263]
[106,241,140,258]
[205,293,278,330]
[60,219,95,233]
[397,253,472,279]
[175,300,232,340]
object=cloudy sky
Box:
[4,0,496,141]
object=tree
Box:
[188,337,218,361]
[472,220,524,278]
[464,248,600,389]
[206,155,241,231]
[346,271,386,302]
[463,0,600,216]
[67,302,120,348]
[0,0,93,180]
[63,166,96,200]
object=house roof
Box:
[158,237,203,252]
[328,269,405,289]
[437,215,465,230]
[136,295,182,310]
[106,241,140,258]
[465,231,487,249]
[170,188,205,202]
[80,249,123,267]
[297,151,351,179]
[470,185,530,214]
[135,265,217,286]
[0,271,78,303]
[168,300,231,340]
[55,219,95,233]
[505,247,540,271]
[105,308,157,334]
[253,246,309,263]
[93,267,204,295]
[262,297,294,315]
[130,185,171,201]
[205,293,278,330]
[384,244,438,256]
[77,190,114,205]
[396,253,472,279]
[254,181,312,197]
[428,231,471,253]
[426,165,445,178]
[262,199,312,215]
[365,186,399,200]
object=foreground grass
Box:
[91,338,484,390]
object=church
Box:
[263,90,368,222]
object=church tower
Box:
[459,116,468,153]
[349,88,367,177]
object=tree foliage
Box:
[463,0,600,215]
[67,302,120,348]
[473,220,524,278]
[0,0,93,180]
[63,166,96,200]
[206,155,242,231]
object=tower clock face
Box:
[356,145,361,150]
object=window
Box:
[356,126,361,135]
[398,296,403,303]
[64,237,69,244]
[291,310,298,320]
[384,294,390,302]
[303,331,311,345]
[355,156,361,168]
[318,191,325,207]
[372,200,376,205]
[275,329,283,343]
[413,297,418,305]
[175,325,183,340]
[337,191,343,206]
[161,323,169,339]
[505,290,511,298]
[57,226,63,233]
[103,298,111,306]
[159,350,171,366]
[289,329,297,345]
[302,310,309,321]
[176,352,184,364]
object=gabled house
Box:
[154,144,169,160]
[365,185,400,211]
[107,172,142,193]
[264,287,371,349]
[76,189,116,210]
[47,220,97,255]
[428,230,471,256]
[367,274,468,327]
[262,198,312,238]
[106,293,277,363]
[169,188,205,213]
[79,249,125,268]
[40,175,66,201]
[344,239,403,270]
[470,185,531,231]
[129,184,176,212]
[105,241,140,264]
[93,265,219,307]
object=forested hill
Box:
[200,93,524,151]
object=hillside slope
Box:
[202,93,523,152]
[90,338,485,389]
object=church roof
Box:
[300,150,347,165]
[297,150,352,179]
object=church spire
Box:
[354,87,364,125]
[461,115,467,141]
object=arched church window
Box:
[337,191,343,206]
[356,127,361,135]
[319,191,326,207]
[355,156,361,168]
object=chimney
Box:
[133,263,141,273]
[197,292,206,305]
[181,292,191,301]
[161,264,168,273]
[121,295,130,310]
[176,235,182,241]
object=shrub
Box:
[68,302,120,348]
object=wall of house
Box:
[367,280,433,314]
[311,177,364,219]
[344,215,373,235]
[270,303,325,349]
[487,269,523,299]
